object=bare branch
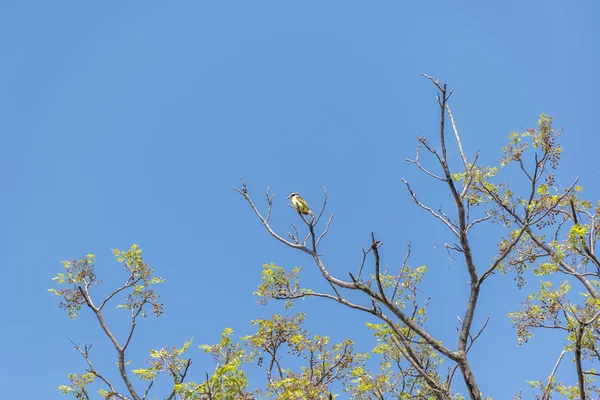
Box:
[78,286,141,400]
[314,187,329,226]
[438,209,461,234]
[357,245,372,281]
[422,76,481,399]
[422,74,445,93]
[445,104,468,171]
[234,179,307,251]
[265,187,274,222]
[466,213,492,232]
[541,350,566,400]
[372,233,385,299]
[406,144,445,181]
[467,317,489,353]
[402,178,460,237]
[316,213,335,247]
[142,381,154,400]
[417,136,443,164]
[98,274,135,310]
[391,243,411,302]
[69,339,128,400]
[124,302,145,351]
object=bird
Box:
[287,192,314,218]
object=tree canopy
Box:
[51,77,600,399]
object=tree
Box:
[49,246,362,399]
[51,76,600,399]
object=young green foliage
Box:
[52,80,600,399]
[50,245,166,400]
[243,313,362,399]
[469,115,600,398]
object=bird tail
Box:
[309,210,315,218]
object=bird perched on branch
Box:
[287,192,314,218]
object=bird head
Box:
[287,192,299,200]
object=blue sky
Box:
[2,1,599,398]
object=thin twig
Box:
[69,339,127,400]
[142,381,154,400]
[316,213,335,247]
[372,233,385,299]
[391,243,411,302]
[446,104,468,171]
[314,187,329,226]
[233,179,306,251]
[402,178,460,237]
[406,144,445,181]
[541,350,566,400]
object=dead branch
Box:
[541,350,566,400]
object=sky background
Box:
[2,1,600,398]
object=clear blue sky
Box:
[2,1,599,398]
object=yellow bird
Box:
[287,192,314,218]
